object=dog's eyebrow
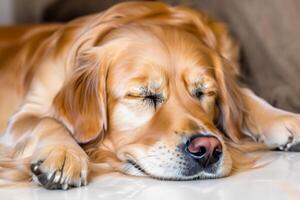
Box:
[193,81,217,91]
[128,86,162,97]
[127,78,165,95]
[127,86,147,95]
[126,86,152,98]
[186,77,218,98]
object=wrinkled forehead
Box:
[105,25,216,94]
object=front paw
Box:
[31,146,89,190]
[260,114,300,151]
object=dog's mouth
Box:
[125,159,218,181]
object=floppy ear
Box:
[212,54,245,142]
[208,22,246,143]
[53,50,108,144]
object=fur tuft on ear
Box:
[213,55,246,143]
[208,23,246,143]
[54,51,108,144]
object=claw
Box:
[53,170,62,183]
[30,150,89,190]
[62,183,68,190]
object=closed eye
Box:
[194,89,204,99]
[143,93,163,109]
[126,90,164,109]
[193,88,216,100]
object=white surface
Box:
[1,152,300,200]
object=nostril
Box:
[186,145,207,159]
[213,145,223,159]
[186,136,210,159]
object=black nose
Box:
[185,135,223,168]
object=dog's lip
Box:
[125,159,217,181]
[126,159,149,175]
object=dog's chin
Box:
[123,160,229,181]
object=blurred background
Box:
[0,0,300,112]
[0,0,53,24]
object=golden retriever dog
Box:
[0,1,300,190]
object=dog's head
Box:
[54,2,247,180]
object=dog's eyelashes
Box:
[193,89,216,100]
[139,87,164,108]
[194,90,204,99]
[143,94,163,108]
[126,91,164,109]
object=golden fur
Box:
[0,1,300,189]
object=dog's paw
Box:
[30,146,89,190]
[259,114,300,151]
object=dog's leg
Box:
[2,116,89,189]
[241,88,300,151]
